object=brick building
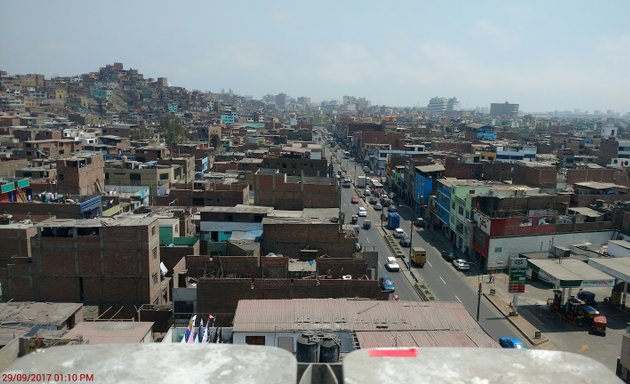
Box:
[23,139,81,160]
[56,153,105,196]
[512,161,557,190]
[195,277,387,326]
[0,216,166,306]
[261,216,357,259]
[261,156,328,177]
[254,169,339,209]
[0,221,37,269]
[153,182,249,207]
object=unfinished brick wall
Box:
[3,219,163,306]
[254,171,338,209]
[56,153,105,196]
[566,168,630,187]
[196,278,387,326]
[261,222,356,258]
[0,226,37,267]
[316,258,368,279]
[185,255,261,278]
[513,162,557,189]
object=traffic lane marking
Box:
[440,276,447,285]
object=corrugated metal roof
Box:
[355,330,498,348]
[232,299,480,333]
[416,164,445,173]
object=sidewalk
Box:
[475,273,549,346]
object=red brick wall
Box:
[513,163,557,189]
[254,172,338,209]
[196,278,388,326]
[566,168,630,187]
[0,226,37,267]
[3,220,162,306]
[261,223,356,258]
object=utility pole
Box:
[469,261,483,322]
[408,222,413,270]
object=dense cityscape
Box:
[0,60,628,382]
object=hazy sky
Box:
[2,0,629,113]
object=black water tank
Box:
[296,332,318,363]
[319,334,340,363]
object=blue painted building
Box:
[435,182,452,229]
[413,164,445,216]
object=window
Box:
[152,273,158,285]
[245,336,266,345]
[152,247,158,259]
[160,173,169,180]
[151,226,156,235]
[458,207,464,215]
[130,173,141,181]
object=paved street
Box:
[323,139,532,346]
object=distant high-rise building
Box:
[427,97,447,114]
[427,97,459,115]
[490,102,519,117]
[275,93,287,110]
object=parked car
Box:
[499,337,526,349]
[413,218,426,228]
[387,205,397,213]
[357,207,367,217]
[380,198,391,207]
[385,257,400,272]
[393,228,406,238]
[374,203,383,211]
[441,250,454,261]
[379,276,396,292]
[399,235,412,247]
[369,196,378,205]
[351,196,359,204]
[452,259,471,271]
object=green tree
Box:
[159,115,187,156]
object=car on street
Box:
[369,196,378,204]
[452,259,471,271]
[374,203,383,211]
[385,257,400,272]
[351,215,358,224]
[357,207,367,217]
[364,189,371,197]
[498,337,526,349]
[362,220,372,229]
[387,205,397,213]
[441,250,454,261]
[399,235,411,247]
[393,228,406,238]
[351,196,359,204]
[379,276,396,292]
[413,218,425,228]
